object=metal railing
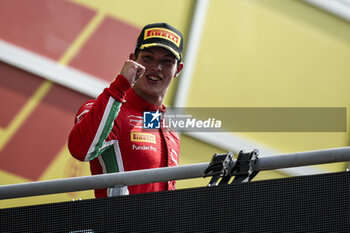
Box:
[1,147,350,200]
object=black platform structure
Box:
[1,147,350,232]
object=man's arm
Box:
[68,60,145,162]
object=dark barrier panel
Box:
[1,171,350,232]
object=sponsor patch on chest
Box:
[132,144,157,151]
[130,132,156,144]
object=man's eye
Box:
[164,59,175,64]
[143,55,152,61]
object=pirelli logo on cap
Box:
[144,28,181,47]
[130,132,156,144]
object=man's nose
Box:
[151,61,162,71]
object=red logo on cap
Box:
[144,28,181,47]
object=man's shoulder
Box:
[74,100,96,123]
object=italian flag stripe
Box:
[97,140,124,174]
[84,97,122,161]
[101,146,119,173]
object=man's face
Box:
[131,47,183,100]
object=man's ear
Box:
[174,62,184,78]
[129,53,136,61]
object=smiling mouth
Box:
[147,75,162,81]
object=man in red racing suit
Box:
[68,23,184,198]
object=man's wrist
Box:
[107,74,131,101]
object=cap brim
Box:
[140,43,181,61]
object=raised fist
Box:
[120,60,145,85]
